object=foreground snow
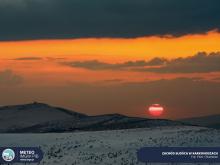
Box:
[0,126,220,165]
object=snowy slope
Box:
[0,102,87,132]
[1,126,219,165]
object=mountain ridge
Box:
[179,114,220,129]
[0,102,189,133]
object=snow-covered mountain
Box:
[180,114,220,129]
[0,102,186,133]
[0,102,87,132]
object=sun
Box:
[148,104,164,117]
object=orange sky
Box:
[1,31,220,118]
[1,30,220,85]
[1,30,220,62]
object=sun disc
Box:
[148,104,164,117]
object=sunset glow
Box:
[0,31,220,87]
[1,0,220,119]
[0,30,220,62]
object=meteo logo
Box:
[2,148,15,162]
[20,150,35,155]
[0,147,43,163]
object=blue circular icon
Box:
[2,148,15,162]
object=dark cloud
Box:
[1,78,220,119]
[65,60,116,70]
[0,0,220,40]
[0,69,23,85]
[63,58,166,70]
[145,57,167,66]
[13,57,43,61]
[140,52,220,73]
[64,52,220,73]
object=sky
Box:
[0,0,220,119]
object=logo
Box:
[2,148,15,162]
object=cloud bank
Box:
[139,52,220,73]
[0,0,220,40]
[64,58,167,71]
[64,52,220,73]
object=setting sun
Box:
[148,104,164,117]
